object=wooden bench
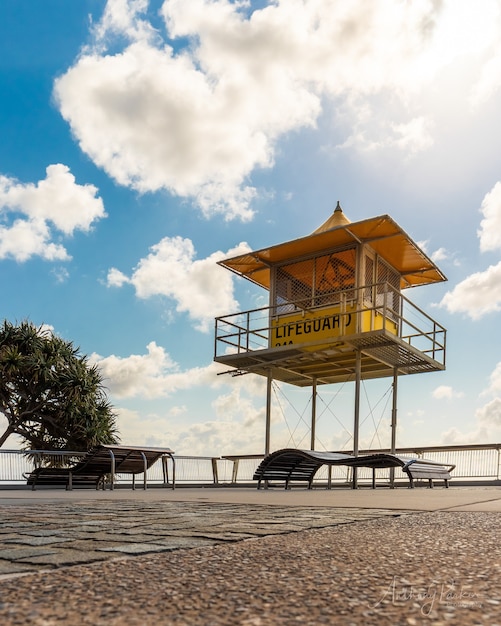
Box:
[25,445,175,491]
[253,449,455,489]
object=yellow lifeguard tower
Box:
[214,203,447,463]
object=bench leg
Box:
[140,451,147,490]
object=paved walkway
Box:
[0,486,500,624]
[0,498,406,577]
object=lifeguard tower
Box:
[214,203,447,464]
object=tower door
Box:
[363,249,376,307]
[362,249,401,331]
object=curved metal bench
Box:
[252,449,353,489]
[25,445,175,490]
[253,448,455,489]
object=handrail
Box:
[215,282,446,366]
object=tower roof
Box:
[219,203,447,290]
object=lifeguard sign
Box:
[214,202,447,464]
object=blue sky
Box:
[2,0,501,456]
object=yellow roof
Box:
[218,205,447,290]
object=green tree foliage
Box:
[0,320,119,451]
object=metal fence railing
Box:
[1,443,500,488]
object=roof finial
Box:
[311,200,350,233]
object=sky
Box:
[2,0,501,457]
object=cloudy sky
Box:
[2,0,501,456]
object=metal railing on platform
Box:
[214,282,446,368]
[0,443,500,488]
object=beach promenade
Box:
[0,486,500,625]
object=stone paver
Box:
[0,499,408,576]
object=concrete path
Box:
[3,483,501,509]
[0,486,500,624]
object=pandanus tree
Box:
[0,320,119,451]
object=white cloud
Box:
[106,267,130,287]
[439,425,491,446]
[471,11,501,108]
[476,397,501,427]
[481,361,501,397]
[432,385,464,400]
[91,341,226,398]
[88,338,271,454]
[440,180,501,318]
[417,241,456,267]
[168,405,187,418]
[478,181,501,253]
[175,422,264,456]
[471,51,501,107]
[338,113,434,154]
[92,341,176,398]
[438,361,501,443]
[167,415,267,456]
[0,164,106,262]
[0,219,68,263]
[54,0,501,220]
[54,40,272,221]
[51,266,70,284]
[430,247,447,263]
[164,383,272,455]
[440,261,501,319]
[107,237,250,332]
[112,407,181,449]
[90,0,157,48]
[98,371,268,455]
[391,116,434,153]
